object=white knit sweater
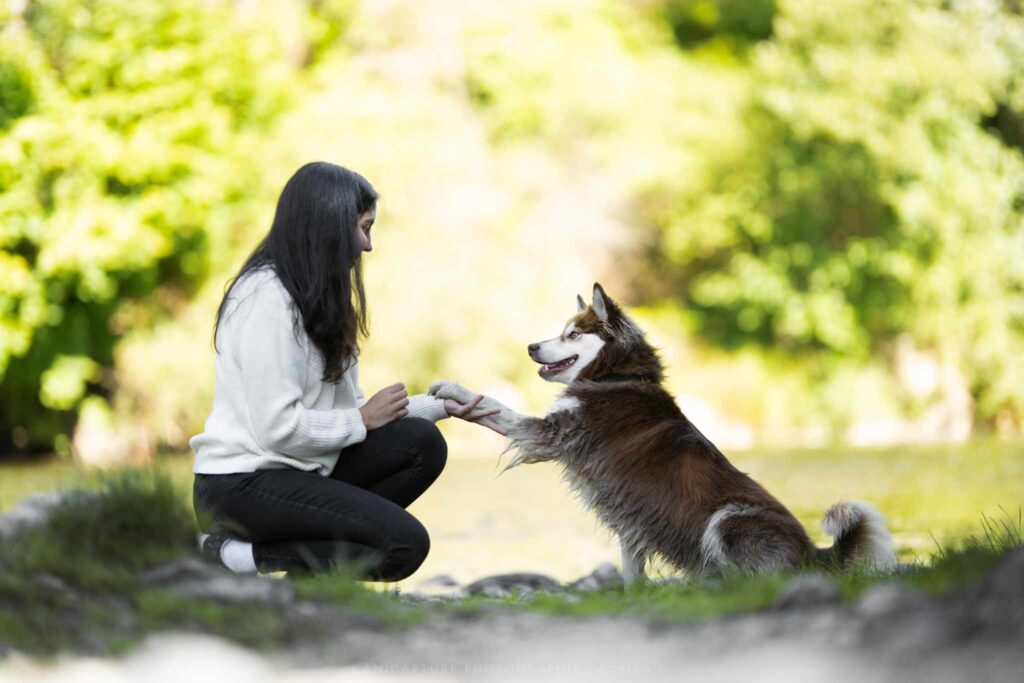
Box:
[190,266,449,476]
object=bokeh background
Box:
[1,0,1023,581]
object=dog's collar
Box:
[593,372,653,384]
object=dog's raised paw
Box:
[429,380,473,403]
[428,380,456,398]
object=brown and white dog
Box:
[430,283,897,584]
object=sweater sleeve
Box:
[406,394,449,422]
[231,281,367,457]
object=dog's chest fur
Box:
[511,385,710,569]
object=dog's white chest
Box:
[546,393,580,416]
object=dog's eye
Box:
[568,330,580,340]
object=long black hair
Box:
[214,161,378,382]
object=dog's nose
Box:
[528,343,540,354]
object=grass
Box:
[444,507,1023,623]
[3,439,1022,584]
[0,444,1021,657]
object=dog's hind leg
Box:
[620,539,647,587]
[702,505,806,575]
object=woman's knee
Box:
[380,518,431,581]
[400,417,447,475]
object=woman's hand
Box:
[443,393,507,436]
[359,383,410,430]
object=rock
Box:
[80,597,138,654]
[412,573,465,599]
[508,583,536,597]
[34,573,77,600]
[479,584,511,599]
[0,490,96,542]
[464,572,561,597]
[983,546,1024,602]
[141,557,296,605]
[569,562,624,592]
[774,574,841,611]
[857,582,920,618]
[416,574,459,589]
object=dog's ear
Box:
[576,294,587,313]
[592,283,609,321]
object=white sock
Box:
[220,539,257,573]
[200,534,257,573]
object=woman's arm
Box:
[232,281,367,456]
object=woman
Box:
[191,162,497,580]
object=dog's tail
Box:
[814,500,898,571]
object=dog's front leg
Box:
[620,540,647,587]
[429,380,526,433]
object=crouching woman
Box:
[190,162,496,579]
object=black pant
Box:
[193,417,447,580]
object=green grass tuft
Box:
[6,468,196,591]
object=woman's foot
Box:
[197,533,258,574]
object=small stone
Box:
[0,491,97,542]
[294,602,321,617]
[571,576,601,592]
[412,573,464,599]
[415,574,459,589]
[774,574,841,610]
[464,572,560,596]
[34,573,75,599]
[569,562,623,592]
[857,582,918,618]
[141,557,295,605]
[479,584,511,599]
[983,547,1024,602]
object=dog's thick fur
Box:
[430,284,897,583]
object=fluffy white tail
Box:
[821,500,898,571]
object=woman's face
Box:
[355,209,375,253]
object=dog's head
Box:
[528,283,664,384]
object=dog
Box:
[430,283,897,584]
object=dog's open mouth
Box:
[538,355,578,377]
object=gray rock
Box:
[478,584,512,599]
[857,582,920,618]
[141,557,296,605]
[569,562,623,592]
[983,546,1024,602]
[34,573,77,600]
[415,574,460,590]
[464,572,561,597]
[0,490,96,542]
[411,573,465,599]
[774,574,841,611]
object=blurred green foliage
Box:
[466,0,1024,429]
[0,0,353,452]
[648,0,1024,422]
[2,0,1024,455]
